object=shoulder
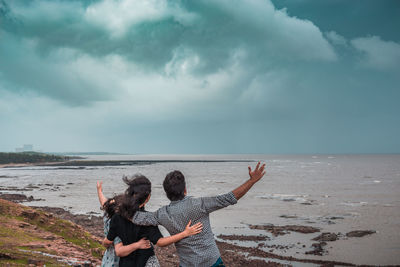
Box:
[173,196,202,209]
[187,196,202,205]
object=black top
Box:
[107,210,163,267]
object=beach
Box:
[0,196,363,266]
[1,154,399,266]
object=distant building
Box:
[15,144,34,152]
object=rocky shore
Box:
[0,197,103,266]
[0,192,382,266]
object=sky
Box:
[0,0,399,154]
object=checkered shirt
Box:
[132,192,237,267]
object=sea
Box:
[0,154,399,265]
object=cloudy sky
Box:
[1,0,399,154]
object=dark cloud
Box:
[271,0,400,42]
[0,0,399,153]
[2,0,336,68]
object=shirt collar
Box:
[170,195,189,204]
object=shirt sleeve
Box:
[114,236,122,245]
[107,215,118,241]
[199,191,238,214]
[145,226,163,245]
[132,210,160,226]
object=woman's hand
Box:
[155,220,203,247]
[115,238,151,257]
[136,238,151,249]
[102,238,113,248]
[96,181,103,192]
[96,181,107,207]
[183,220,203,237]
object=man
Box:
[132,162,266,267]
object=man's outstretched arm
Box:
[200,162,266,214]
[232,162,266,200]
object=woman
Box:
[101,175,202,267]
[98,182,153,267]
[97,182,124,267]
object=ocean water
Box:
[1,154,399,265]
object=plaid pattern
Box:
[133,192,237,267]
[145,255,160,267]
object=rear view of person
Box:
[103,175,203,267]
[97,182,151,267]
[132,162,266,267]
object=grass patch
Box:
[0,199,103,264]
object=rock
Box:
[249,224,320,236]
[280,214,298,219]
[0,252,14,259]
[28,259,44,265]
[312,232,339,242]
[28,244,46,249]
[0,193,30,202]
[21,210,39,220]
[44,235,56,240]
[305,242,327,256]
[346,230,376,237]
[217,234,269,241]
[328,216,344,220]
[18,222,31,228]
[0,193,42,203]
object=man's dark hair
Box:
[163,170,186,201]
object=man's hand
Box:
[248,162,266,183]
[232,162,266,200]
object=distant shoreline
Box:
[0,161,70,168]
[0,152,69,167]
[0,159,254,168]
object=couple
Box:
[97,162,266,267]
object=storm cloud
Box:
[0,0,399,153]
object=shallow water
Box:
[1,154,399,265]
